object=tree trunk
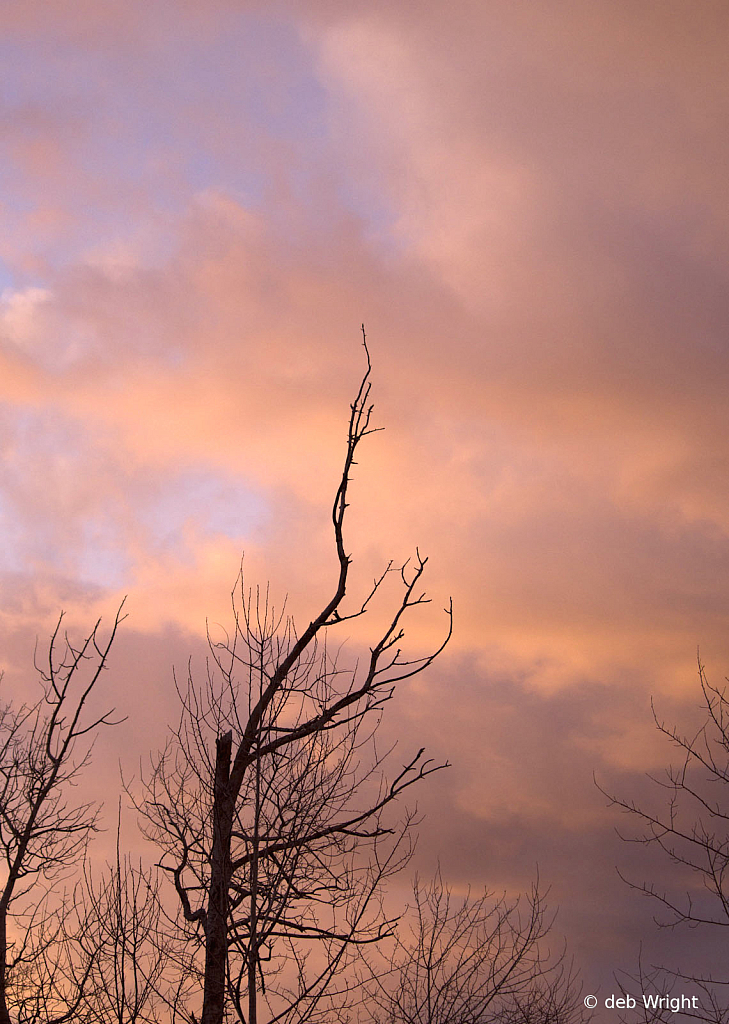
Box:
[247,745,262,1024]
[201,731,234,1024]
[0,905,11,1024]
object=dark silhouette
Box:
[359,869,587,1024]
[604,658,729,1022]
[134,333,453,1024]
[0,605,125,1024]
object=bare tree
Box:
[613,952,724,1024]
[602,657,729,1021]
[71,806,198,1024]
[0,605,125,1024]
[358,869,587,1024]
[134,334,453,1024]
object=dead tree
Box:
[0,605,125,1024]
[358,869,587,1024]
[135,334,453,1024]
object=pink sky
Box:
[2,0,729,1012]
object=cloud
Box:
[1,0,729,993]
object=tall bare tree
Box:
[135,335,453,1024]
[0,605,125,1024]
[358,869,587,1024]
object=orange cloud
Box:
[2,0,729,992]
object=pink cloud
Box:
[2,0,729,999]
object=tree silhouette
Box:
[0,605,125,1024]
[604,658,729,1022]
[134,334,453,1024]
[358,869,587,1024]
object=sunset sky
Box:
[2,0,729,1013]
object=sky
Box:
[2,0,729,1016]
